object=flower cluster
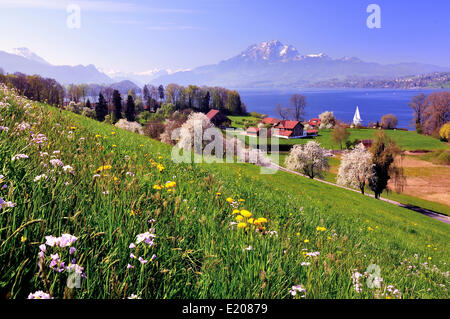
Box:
[232,208,268,232]
[149,158,165,172]
[289,284,306,298]
[0,197,15,209]
[12,153,29,161]
[38,233,86,279]
[28,291,53,299]
[127,228,157,269]
[96,164,112,172]
[153,181,176,192]
[31,133,48,145]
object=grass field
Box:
[229,116,448,151]
[271,153,450,216]
[1,87,449,299]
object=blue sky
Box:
[0,0,449,73]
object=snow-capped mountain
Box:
[8,47,51,65]
[150,40,449,88]
[0,48,112,85]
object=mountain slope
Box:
[151,40,449,88]
[0,49,112,85]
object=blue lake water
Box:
[239,89,444,130]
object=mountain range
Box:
[1,41,449,88]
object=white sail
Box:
[353,106,362,125]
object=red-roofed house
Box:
[273,120,304,138]
[308,118,321,127]
[205,109,230,128]
[360,139,373,149]
[261,117,280,126]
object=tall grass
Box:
[0,86,448,299]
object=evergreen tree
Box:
[95,93,108,121]
[85,99,91,109]
[158,85,165,101]
[201,91,210,113]
[112,89,122,122]
[125,94,136,122]
[143,85,150,101]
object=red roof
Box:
[309,118,321,126]
[261,117,280,125]
[275,120,301,130]
[246,127,259,133]
[276,129,294,137]
[206,109,220,120]
[306,129,318,134]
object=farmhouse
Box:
[246,126,272,137]
[205,109,231,128]
[273,120,304,139]
[261,117,280,126]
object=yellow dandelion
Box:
[232,209,240,215]
[112,144,117,148]
[111,131,116,135]
[368,227,374,231]
[96,164,112,172]
[237,222,247,229]
[240,210,252,218]
[256,217,267,223]
[21,236,27,243]
[216,192,222,196]
[235,215,244,222]
[248,218,254,224]
[130,210,136,216]
[316,226,326,232]
[226,197,234,203]
[304,239,309,243]
[296,232,300,236]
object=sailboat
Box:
[352,106,362,126]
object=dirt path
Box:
[269,163,450,225]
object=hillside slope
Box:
[0,86,448,299]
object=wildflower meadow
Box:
[0,85,448,299]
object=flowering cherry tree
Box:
[285,141,329,179]
[337,143,373,194]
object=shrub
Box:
[81,107,96,119]
[66,101,82,114]
[115,119,144,135]
[160,119,184,145]
[439,123,450,142]
[381,114,398,129]
[144,121,165,140]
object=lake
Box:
[239,88,443,130]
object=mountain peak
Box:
[238,40,301,62]
[8,47,50,65]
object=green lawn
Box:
[1,88,449,299]
[229,116,448,151]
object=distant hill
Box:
[150,40,450,89]
[108,80,142,95]
[308,72,450,89]
[0,48,112,85]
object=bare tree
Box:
[409,93,426,131]
[422,92,450,136]
[289,94,306,121]
[275,103,292,120]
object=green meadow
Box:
[229,116,449,151]
[0,88,449,299]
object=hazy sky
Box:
[1,0,449,73]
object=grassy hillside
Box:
[0,87,449,299]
